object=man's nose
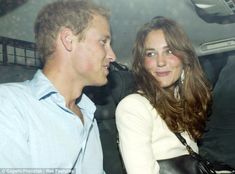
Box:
[107,46,116,62]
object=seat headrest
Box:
[107,70,135,105]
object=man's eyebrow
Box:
[103,35,111,39]
[102,35,111,43]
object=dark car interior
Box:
[0,0,235,173]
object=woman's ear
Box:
[180,69,185,84]
[59,27,74,51]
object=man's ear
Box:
[59,27,74,51]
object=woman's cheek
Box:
[144,58,155,69]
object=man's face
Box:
[71,15,116,86]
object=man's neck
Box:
[42,64,84,108]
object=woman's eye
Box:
[166,49,173,54]
[145,52,156,57]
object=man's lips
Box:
[104,65,109,75]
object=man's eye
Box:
[100,40,107,46]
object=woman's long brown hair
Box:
[132,16,212,140]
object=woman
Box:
[115,16,212,174]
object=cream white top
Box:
[116,93,198,174]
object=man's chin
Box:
[93,77,108,87]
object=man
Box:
[0,1,116,174]
[199,54,235,171]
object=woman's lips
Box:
[156,71,170,77]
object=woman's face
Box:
[143,29,183,88]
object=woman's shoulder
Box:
[116,93,156,130]
[116,93,156,119]
[118,93,149,105]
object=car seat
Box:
[84,62,134,174]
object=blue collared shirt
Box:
[0,70,105,174]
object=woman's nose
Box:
[156,54,166,67]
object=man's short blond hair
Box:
[34,0,109,64]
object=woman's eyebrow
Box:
[144,48,156,51]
